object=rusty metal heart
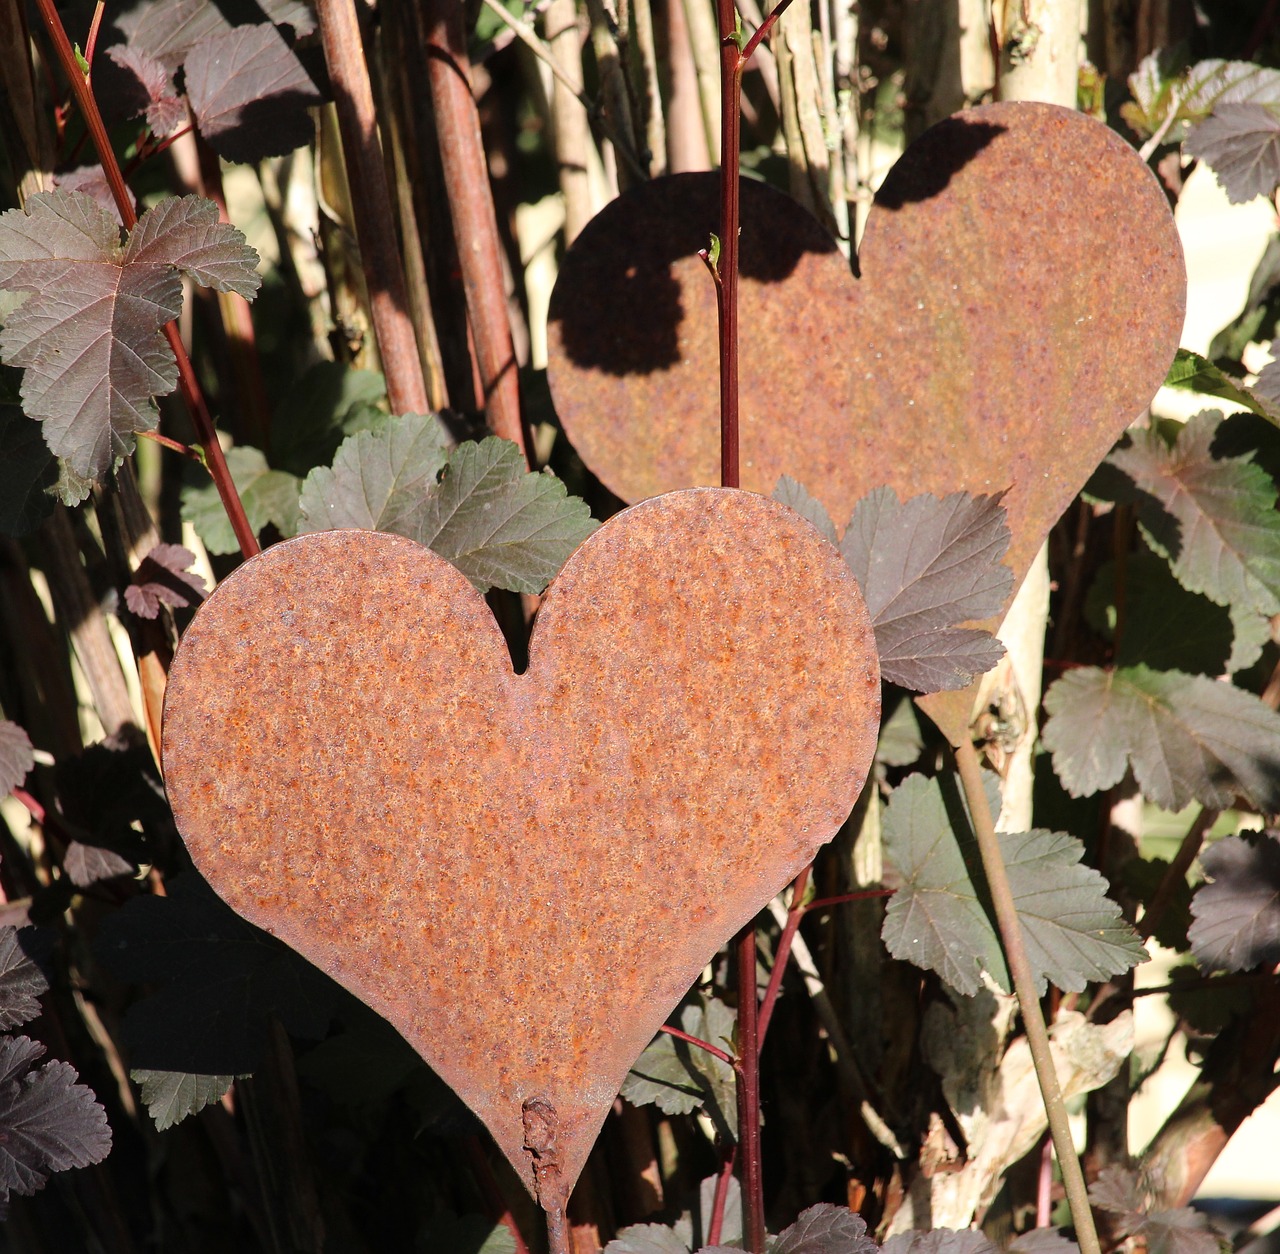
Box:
[161,488,880,1209]
[547,102,1185,735]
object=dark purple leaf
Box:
[1105,413,1280,616]
[184,24,325,163]
[1041,665,1280,812]
[1254,357,1280,406]
[0,1035,111,1201]
[0,928,49,1030]
[1088,1166,1222,1254]
[63,842,135,888]
[55,731,170,861]
[0,721,33,796]
[839,488,1011,692]
[1188,832,1280,972]
[1009,1231,1078,1254]
[883,1231,995,1254]
[130,1069,235,1131]
[49,166,122,225]
[0,192,260,480]
[770,1204,879,1254]
[1185,103,1280,204]
[112,0,316,71]
[124,543,206,618]
[103,45,186,137]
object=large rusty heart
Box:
[547,102,1185,733]
[161,489,880,1209]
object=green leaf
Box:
[182,445,302,555]
[130,1069,237,1131]
[772,475,837,543]
[881,772,1146,997]
[412,437,598,595]
[1106,412,1280,615]
[621,994,737,1139]
[269,361,388,477]
[1041,665,1280,812]
[297,411,450,536]
[1161,349,1280,423]
[604,1226,691,1254]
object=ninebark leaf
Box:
[112,0,316,70]
[1041,665,1280,812]
[769,1204,879,1254]
[1105,412,1280,615]
[604,1226,691,1254]
[0,721,33,796]
[0,407,56,534]
[881,772,1145,996]
[1122,55,1280,141]
[1187,832,1280,972]
[0,928,49,1030]
[182,446,301,555]
[297,412,451,535]
[0,1036,111,1203]
[0,192,260,479]
[839,487,1011,692]
[883,1232,996,1254]
[621,995,737,1139]
[124,543,206,618]
[773,475,838,543]
[1186,102,1280,203]
[130,1069,236,1131]
[184,24,325,163]
[104,45,185,137]
[413,438,599,595]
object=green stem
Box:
[953,736,1102,1254]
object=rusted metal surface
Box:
[161,489,880,1209]
[547,102,1186,735]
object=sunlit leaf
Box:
[840,487,1010,692]
[1105,412,1280,615]
[184,24,325,163]
[1041,665,1280,812]
[772,475,837,543]
[182,446,301,554]
[603,1226,691,1254]
[769,1204,879,1254]
[124,543,206,618]
[622,994,737,1139]
[130,1068,237,1131]
[0,721,33,796]
[104,44,185,136]
[881,772,1145,996]
[1186,103,1280,203]
[0,192,260,479]
[882,1231,996,1254]
[0,928,49,1030]
[112,0,316,70]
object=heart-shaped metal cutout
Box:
[162,489,880,1208]
[547,101,1185,650]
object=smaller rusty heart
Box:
[162,489,880,1208]
[546,103,1186,739]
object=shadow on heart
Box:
[872,120,1006,211]
[548,172,842,378]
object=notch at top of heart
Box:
[546,100,1186,632]
[160,487,882,1207]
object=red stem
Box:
[83,1,104,69]
[32,0,260,560]
[717,0,741,491]
[706,1147,739,1246]
[735,924,766,1252]
[659,1023,738,1068]
[756,865,810,1045]
[804,887,894,912]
